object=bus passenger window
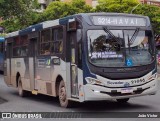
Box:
[13,47,20,56]
[50,43,54,54]
[21,46,28,56]
[54,41,63,53]
[40,29,51,55]
[41,43,51,55]
[52,27,63,54]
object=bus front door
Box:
[5,43,12,85]
[69,32,79,98]
[29,38,37,91]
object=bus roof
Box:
[5,13,150,38]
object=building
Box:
[139,0,160,6]
[38,0,54,10]
[38,0,58,10]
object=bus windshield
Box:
[87,29,153,67]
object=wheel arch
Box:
[55,75,63,97]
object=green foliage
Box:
[0,0,39,19]
[0,0,160,36]
[0,19,21,33]
[71,0,92,13]
[39,2,73,21]
[96,0,139,13]
[132,4,160,34]
[39,0,93,22]
[0,0,40,32]
[95,0,160,35]
[1,0,93,32]
[0,33,6,37]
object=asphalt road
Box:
[0,72,160,121]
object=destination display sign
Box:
[91,16,147,26]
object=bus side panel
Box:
[35,58,67,97]
[35,57,51,95]
[4,59,11,86]
[35,80,55,96]
[66,62,71,98]
[10,58,16,87]
[50,58,67,96]
[4,58,16,87]
[29,57,34,91]
[13,58,31,90]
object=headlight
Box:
[85,77,103,85]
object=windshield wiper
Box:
[103,27,126,62]
[103,27,120,44]
[129,28,140,44]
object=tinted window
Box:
[51,27,63,54]
[13,35,28,57]
[40,29,51,55]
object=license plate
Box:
[121,88,133,94]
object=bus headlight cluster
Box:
[85,77,103,85]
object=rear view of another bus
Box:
[0,37,4,73]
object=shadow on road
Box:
[10,91,60,106]
[0,97,8,104]
[9,91,152,112]
[75,100,152,112]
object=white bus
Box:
[4,13,158,108]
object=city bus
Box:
[0,37,4,72]
[4,13,157,108]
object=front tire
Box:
[58,80,73,108]
[18,77,28,97]
[116,98,129,103]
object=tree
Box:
[0,0,39,19]
[38,0,93,22]
[95,0,160,41]
[0,0,40,32]
[132,4,160,32]
[132,4,160,41]
[95,0,139,13]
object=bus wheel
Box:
[116,98,129,103]
[18,77,27,97]
[59,80,73,108]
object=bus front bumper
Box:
[83,79,157,101]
